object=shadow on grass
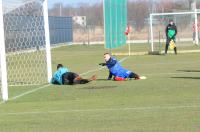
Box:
[80,85,117,90]
[177,70,200,72]
[96,79,109,81]
[171,77,200,80]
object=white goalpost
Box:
[0,0,52,101]
[0,0,8,101]
[150,11,200,52]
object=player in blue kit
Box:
[99,53,146,81]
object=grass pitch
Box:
[0,45,200,132]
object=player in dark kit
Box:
[51,64,96,85]
[165,19,177,54]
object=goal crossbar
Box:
[150,11,200,52]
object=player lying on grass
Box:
[99,53,146,81]
[51,64,96,85]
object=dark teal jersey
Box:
[165,24,177,39]
[51,67,69,85]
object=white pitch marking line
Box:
[0,105,200,116]
[93,71,200,81]
[0,56,129,104]
[144,72,200,76]
[9,84,52,101]
[80,56,129,76]
[0,101,6,105]
[80,67,105,76]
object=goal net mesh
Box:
[151,13,200,53]
[1,0,48,87]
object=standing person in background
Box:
[165,19,177,54]
[192,23,200,44]
[192,23,196,44]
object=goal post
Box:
[0,0,8,101]
[150,11,200,52]
[43,0,52,83]
[0,0,52,101]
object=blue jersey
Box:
[51,67,69,85]
[106,57,132,78]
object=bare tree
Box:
[48,0,200,31]
[128,0,149,31]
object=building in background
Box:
[73,16,87,27]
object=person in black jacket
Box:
[165,19,177,54]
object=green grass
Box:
[7,50,47,85]
[0,45,200,132]
[110,42,200,54]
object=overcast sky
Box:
[48,0,100,8]
[48,0,200,9]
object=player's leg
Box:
[62,72,78,85]
[129,72,146,80]
[165,38,170,54]
[173,38,177,54]
[74,75,96,84]
[174,47,177,54]
[62,73,70,85]
[78,79,90,84]
[129,72,140,80]
[88,75,97,81]
[193,32,195,44]
[114,76,126,81]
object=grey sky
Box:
[48,0,100,8]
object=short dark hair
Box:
[57,64,63,69]
[104,53,110,55]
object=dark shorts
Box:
[62,72,79,85]
[129,72,139,79]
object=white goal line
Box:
[0,56,129,104]
[0,104,199,116]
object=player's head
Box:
[104,53,111,62]
[169,19,174,25]
[57,64,63,69]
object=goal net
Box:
[150,11,200,53]
[0,0,52,101]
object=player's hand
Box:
[107,77,111,80]
[99,63,106,66]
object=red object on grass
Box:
[114,76,126,81]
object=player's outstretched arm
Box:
[107,71,113,80]
[99,63,106,66]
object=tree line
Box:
[48,0,200,31]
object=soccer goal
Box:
[0,0,52,101]
[150,11,200,53]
